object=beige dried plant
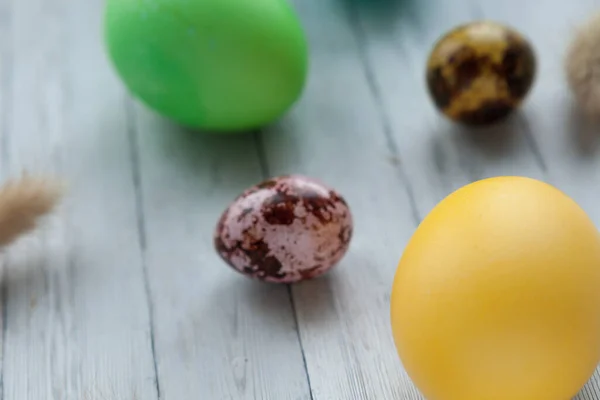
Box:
[0,174,64,248]
[565,11,600,117]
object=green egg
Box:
[104,0,309,132]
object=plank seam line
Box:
[253,131,315,400]
[345,1,422,226]
[287,285,315,400]
[518,115,547,173]
[125,98,162,399]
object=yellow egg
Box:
[390,176,600,400]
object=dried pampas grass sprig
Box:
[0,174,64,248]
[565,11,600,117]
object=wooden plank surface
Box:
[2,0,600,398]
[1,0,159,399]
[130,100,311,399]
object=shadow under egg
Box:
[340,0,420,36]
[565,101,600,158]
[135,110,269,194]
[424,111,528,183]
[213,270,341,333]
[454,113,523,156]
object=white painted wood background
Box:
[1,0,600,398]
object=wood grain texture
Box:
[129,109,312,399]
[2,0,600,399]
[264,0,424,398]
[263,0,544,398]
[1,0,158,398]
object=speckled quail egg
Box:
[214,175,353,283]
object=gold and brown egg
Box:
[426,21,537,126]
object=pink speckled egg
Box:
[214,175,353,283]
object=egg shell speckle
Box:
[214,175,353,283]
[426,20,536,125]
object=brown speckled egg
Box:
[214,175,353,283]
[426,20,536,125]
